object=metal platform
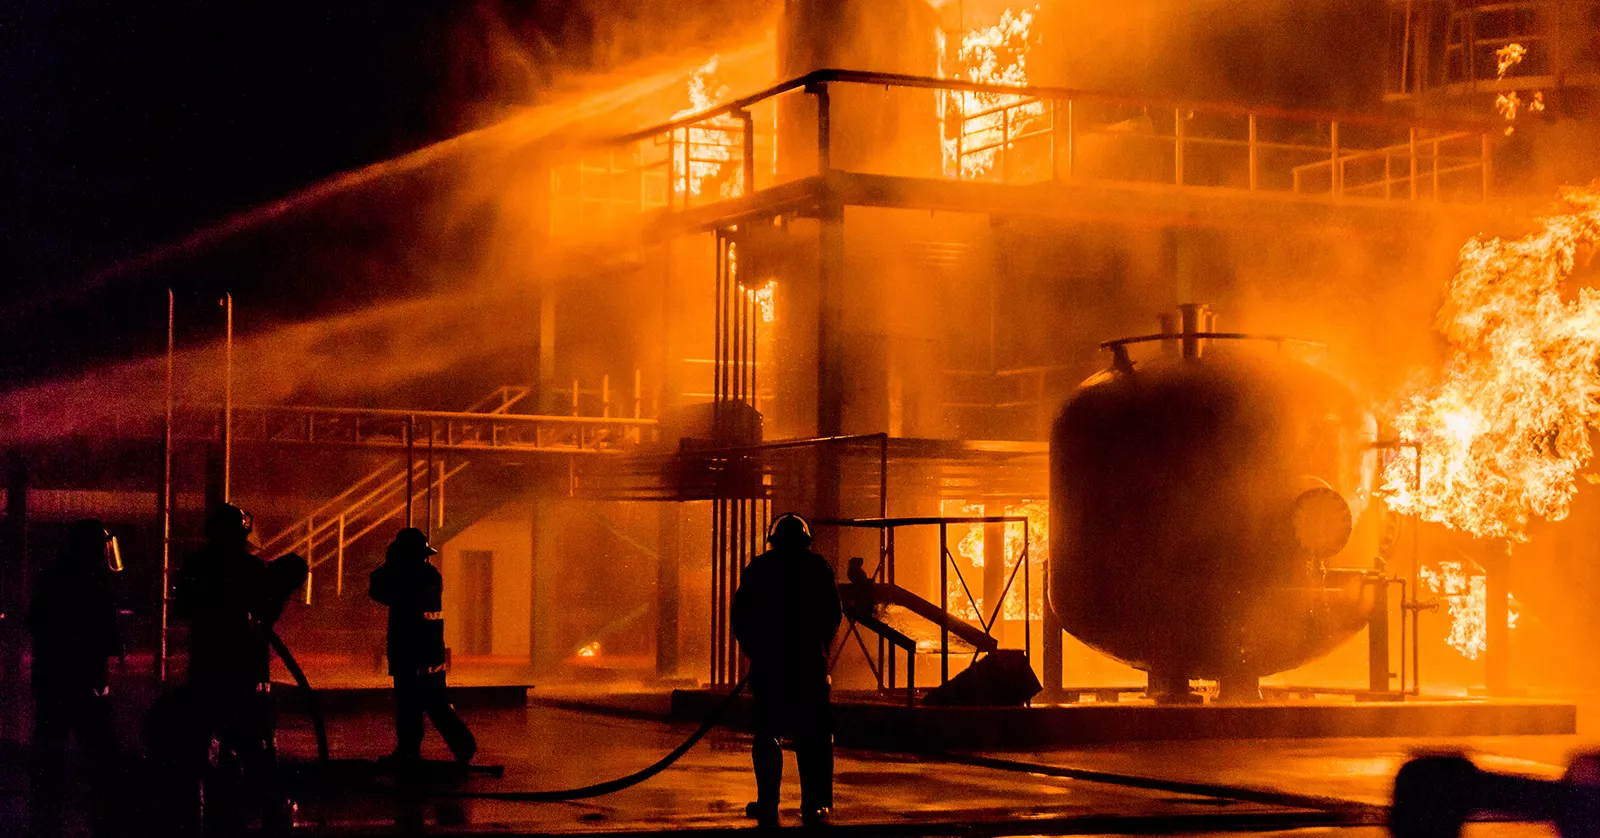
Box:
[667,689,1577,751]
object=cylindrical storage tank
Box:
[1049,308,1380,701]
[776,0,943,179]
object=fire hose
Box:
[267,624,752,802]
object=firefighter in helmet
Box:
[166,502,307,835]
[27,518,124,837]
[732,513,842,827]
[369,527,476,768]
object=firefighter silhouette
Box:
[159,502,307,836]
[732,513,843,827]
[27,518,124,838]
[369,527,476,767]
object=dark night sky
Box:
[0,2,572,300]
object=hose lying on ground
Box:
[439,675,750,802]
[270,622,750,804]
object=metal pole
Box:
[222,292,232,503]
[1048,99,1059,181]
[1432,135,1440,199]
[813,84,831,173]
[1248,113,1258,190]
[1174,108,1184,186]
[159,288,174,682]
[940,522,949,684]
[1409,128,1418,201]
[739,109,755,196]
[1065,98,1075,179]
[405,415,415,529]
[426,419,435,538]
[1329,121,1341,196]
[1481,133,1491,202]
[336,515,345,598]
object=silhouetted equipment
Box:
[923,650,1042,707]
[1392,752,1600,838]
[1050,305,1378,701]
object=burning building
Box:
[2,0,1598,726]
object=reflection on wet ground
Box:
[1,683,1595,836]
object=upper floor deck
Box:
[547,68,1497,239]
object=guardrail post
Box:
[1065,98,1075,180]
[1440,135,1452,200]
[1481,132,1491,202]
[809,83,831,174]
[1247,113,1258,190]
[939,522,950,685]
[1409,127,1418,201]
[1048,99,1059,181]
[405,415,415,529]
[336,514,345,598]
[1174,108,1184,186]
[665,131,677,212]
[1001,103,1011,183]
[738,109,755,197]
[1330,120,1341,196]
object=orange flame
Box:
[671,56,741,198]
[942,7,1044,180]
[1417,562,1520,660]
[946,500,1047,622]
[1381,185,1600,543]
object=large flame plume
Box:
[942,7,1043,180]
[1381,185,1600,543]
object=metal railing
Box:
[548,68,1495,237]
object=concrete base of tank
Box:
[666,689,1576,752]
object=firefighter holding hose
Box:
[162,503,307,835]
[732,513,843,827]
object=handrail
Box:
[601,67,1494,150]
[235,404,657,427]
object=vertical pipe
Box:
[711,497,722,685]
[426,419,436,538]
[813,84,831,173]
[1000,102,1010,183]
[437,455,445,530]
[1065,98,1075,179]
[1409,128,1419,201]
[1480,132,1491,202]
[160,288,174,682]
[1023,520,1031,670]
[1431,136,1440,199]
[222,293,233,503]
[1247,114,1258,190]
[336,515,346,598]
[1174,108,1184,186]
[1048,99,1059,181]
[602,375,611,418]
[940,522,949,685]
[1329,121,1341,196]
[740,109,756,196]
[405,416,415,529]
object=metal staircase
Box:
[257,386,530,601]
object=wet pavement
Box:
[2,681,1596,835]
